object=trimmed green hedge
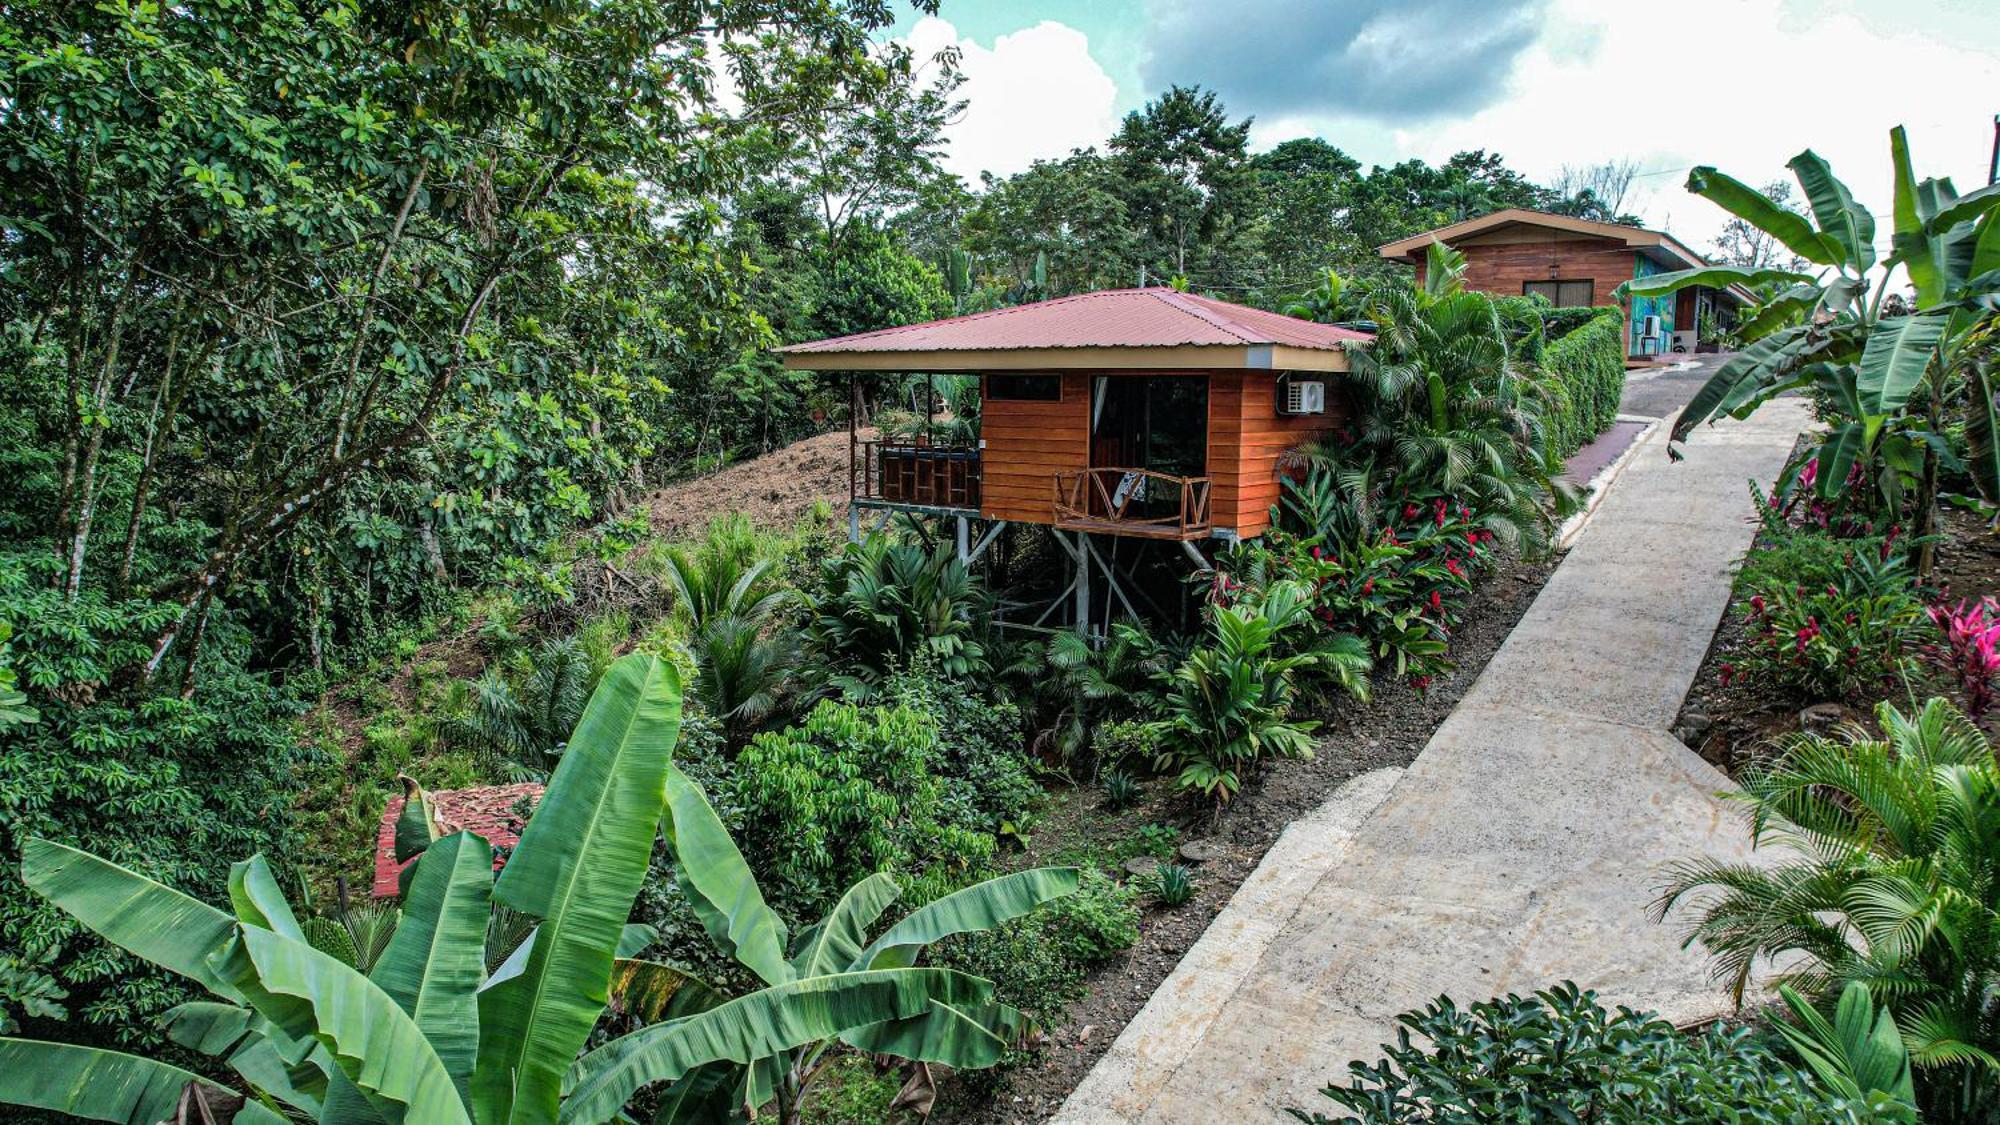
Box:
[1537,308,1626,460]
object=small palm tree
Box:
[802,538,993,699]
[446,634,597,776]
[1659,697,2000,1120]
[1299,243,1576,553]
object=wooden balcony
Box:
[852,439,981,512]
[1052,468,1211,540]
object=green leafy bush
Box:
[0,556,301,1047]
[939,867,1137,1029]
[1728,581,1930,700]
[1662,698,2000,1121]
[801,538,993,698]
[727,699,998,918]
[1293,982,1879,1124]
[882,657,1039,838]
[1151,580,1365,803]
[1536,307,1626,460]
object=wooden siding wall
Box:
[1207,372,1346,538]
[978,372,1090,524]
[1414,235,1638,347]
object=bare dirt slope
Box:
[640,427,861,539]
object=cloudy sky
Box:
[891,0,2000,251]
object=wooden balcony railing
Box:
[852,439,981,510]
[1052,468,1211,540]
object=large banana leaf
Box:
[370,830,491,1099]
[1614,264,1816,300]
[1668,325,1811,446]
[1890,126,1944,307]
[661,762,791,987]
[215,925,472,1125]
[0,1038,281,1125]
[840,997,1034,1067]
[558,967,999,1124]
[1965,362,2000,505]
[852,867,1080,972]
[1930,182,2000,236]
[1857,315,1947,416]
[790,872,900,979]
[473,653,684,1125]
[21,838,242,1000]
[228,855,304,940]
[1789,149,1876,272]
[1685,165,1841,266]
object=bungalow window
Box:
[1523,280,1596,308]
[986,374,1062,401]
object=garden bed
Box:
[934,549,1559,1122]
[1676,504,2000,778]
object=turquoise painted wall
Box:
[1628,256,1675,354]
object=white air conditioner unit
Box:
[1281,379,1326,416]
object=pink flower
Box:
[1429,590,1443,613]
[1362,579,1375,595]
[1446,557,1464,578]
[1719,663,1736,686]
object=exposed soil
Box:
[933,551,1560,1123]
[1677,504,2000,778]
[639,426,861,540]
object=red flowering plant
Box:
[1734,580,1930,700]
[1926,598,2000,718]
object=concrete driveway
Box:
[1620,352,1730,420]
[1057,398,1809,1124]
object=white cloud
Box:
[904,16,1120,184]
[1360,0,2000,249]
[1247,0,2000,254]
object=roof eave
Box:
[780,343,1355,373]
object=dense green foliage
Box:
[1663,698,2000,1121]
[1293,982,1899,1124]
[728,699,999,917]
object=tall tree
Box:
[1109,86,1256,284]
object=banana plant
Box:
[559,764,1080,1125]
[3,653,685,1124]
[2,651,1075,1125]
[1615,126,2000,567]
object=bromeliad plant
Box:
[1617,126,2000,573]
[0,653,1074,1125]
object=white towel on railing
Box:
[1111,471,1146,509]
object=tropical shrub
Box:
[1296,243,1578,556]
[1618,126,2000,576]
[801,538,993,698]
[1660,697,2000,1120]
[1728,580,1930,700]
[1151,580,1365,804]
[1927,598,2000,717]
[882,658,1040,837]
[444,633,602,775]
[1042,868,1140,965]
[628,765,1078,1125]
[1290,982,1901,1124]
[727,700,999,918]
[1536,307,1627,460]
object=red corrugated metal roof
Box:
[370,782,543,898]
[778,287,1371,355]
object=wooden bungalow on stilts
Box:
[776,287,1371,638]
